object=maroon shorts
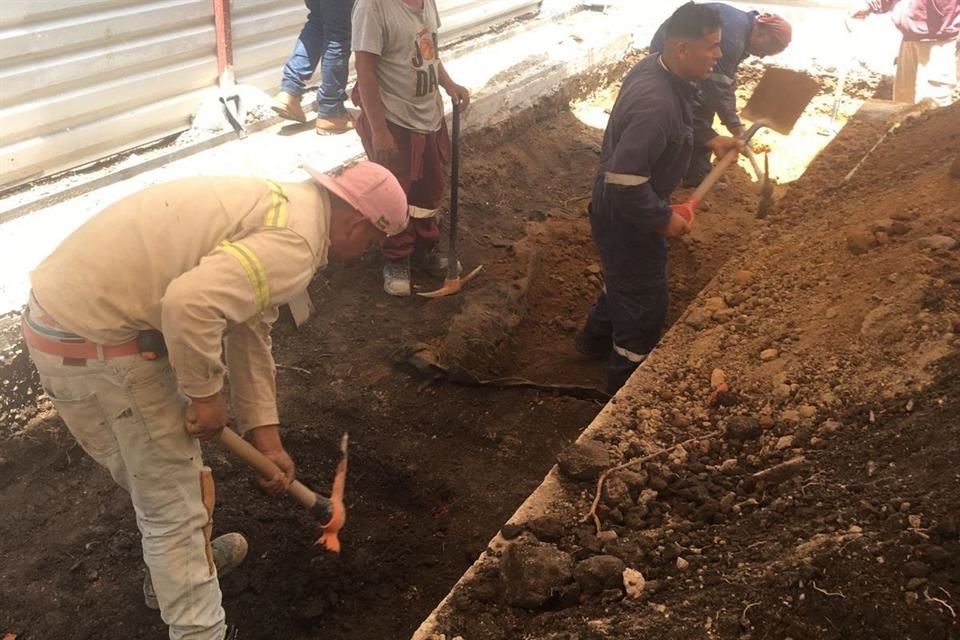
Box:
[355,109,450,259]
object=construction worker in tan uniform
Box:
[22,161,408,640]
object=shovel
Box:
[680,67,821,216]
[418,102,482,298]
[219,427,348,553]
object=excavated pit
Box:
[0,58,896,640]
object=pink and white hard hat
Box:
[306,161,409,236]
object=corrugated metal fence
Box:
[0,0,540,192]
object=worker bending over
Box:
[575,3,743,394]
[23,161,408,640]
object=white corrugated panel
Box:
[0,0,540,192]
[232,0,541,93]
[0,0,217,190]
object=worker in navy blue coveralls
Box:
[651,3,793,185]
[574,3,744,394]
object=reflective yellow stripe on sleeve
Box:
[217,240,270,314]
[264,179,289,227]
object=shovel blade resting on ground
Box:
[686,67,821,212]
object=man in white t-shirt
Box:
[352,0,470,296]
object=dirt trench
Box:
[0,61,875,640]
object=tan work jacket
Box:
[31,177,331,432]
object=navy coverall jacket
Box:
[583,54,714,392]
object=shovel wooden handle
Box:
[689,147,740,206]
[219,427,317,510]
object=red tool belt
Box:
[21,309,140,361]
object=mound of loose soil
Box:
[424,102,960,639]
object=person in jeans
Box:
[852,0,959,106]
[351,0,471,296]
[23,162,408,639]
[272,0,355,134]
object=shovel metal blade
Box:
[740,67,821,136]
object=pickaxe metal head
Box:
[417,265,484,298]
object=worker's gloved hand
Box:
[186,392,228,441]
[706,135,746,160]
[250,425,296,495]
[660,206,693,237]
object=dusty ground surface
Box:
[0,56,923,640]
[424,100,960,638]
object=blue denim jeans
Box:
[280,0,353,117]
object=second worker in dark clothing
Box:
[651,2,792,185]
[575,2,744,394]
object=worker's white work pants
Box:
[895,39,959,107]
[28,348,227,640]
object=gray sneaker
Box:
[144,532,248,610]
[383,257,411,296]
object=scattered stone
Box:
[501,522,524,539]
[846,229,879,255]
[825,306,839,319]
[670,445,689,465]
[902,561,930,579]
[675,557,690,572]
[614,469,648,494]
[574,555,626,595]
[889,221,911,236]
[734,270,755,286]
[557,440,611,481]
[525,516,565,543]
[753,456,808,485]
[719,458,738,473]
[781,409,801,424]
[637,488,659,506]
[586,264,602,275]
[685,307,712,330]
[725,415,762,441]
[602,477,633,511]
[798,405,817,419]
[597,530,619,544]
[500,542,574,609]
[760,348,779,362]
[820,420,843,434]
[891,210,917,221]
[705,297,729,312]
[710,368,727,389]
[622,567,646,599]
[775,435,795,450]
[918,235,957,252]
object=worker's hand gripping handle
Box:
[218,427,347,553]
[219,427,319,512]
